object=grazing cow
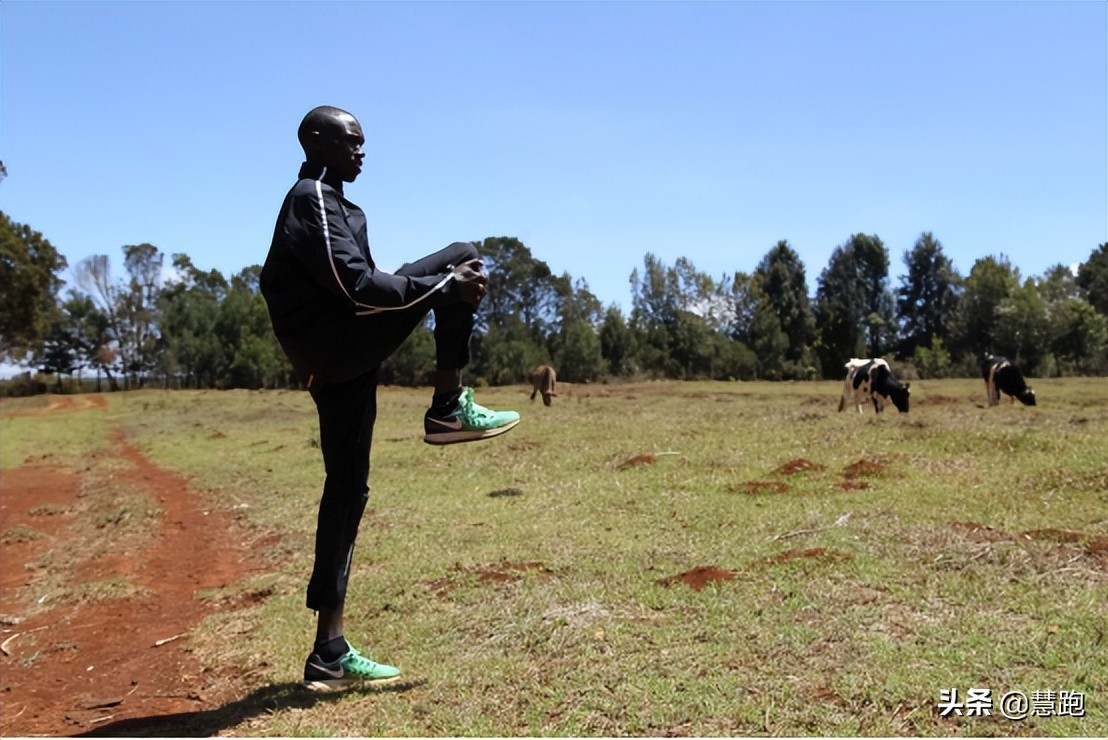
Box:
[982,355,1036,407]
[838,358,911,414]
[530,364,557,406]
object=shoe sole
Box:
[303,675,402,692]
[423,418,520,446]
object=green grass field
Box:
[2,378,1106,736]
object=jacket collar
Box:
[298,161,345,194]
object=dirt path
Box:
[1,396,263,736]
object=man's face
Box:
[319,114,365,183]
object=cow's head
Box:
[890,383,911,413]
[1017,387,1036,406]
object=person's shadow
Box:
[71,679,424,737]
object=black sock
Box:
[315,635,349,663]
[431,387,463,416]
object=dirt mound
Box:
[949,523,1107,571]
[1019,528,1084,543]
[925,394,961,405]
[772,459,826,476]
[843,459,885,478]
[488,487,524,498]
[656,566,736,591]
[427,561,554,598]
[616,454,657,470]
[734,481,790,495]
[950,521,1010,542]
[1087,537,1108,569]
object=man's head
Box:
[298,106,365,182]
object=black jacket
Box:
[261,162,461,332]
[260,162,461,379]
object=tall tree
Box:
[630,253,674,330]
[599,305,636,377]
[216,266,289,388]
[33,291,111,387]
[853,234,896,357]
[813,234,893,375]
[630,253,733,378]
[754,241,813,359]
[731,273,786,379]
[671,256,734,333]
[729,271,758,344]
[1050,298,1108,374]
[551,276,604,382]
[478,237,560,342]
[1076,243,1108,316]
[72,254,124,388]
[157,255,228,387]
[36,313,78,390]
[0,211,68,360]
[896,232,961,356]
[73,245,166,387]
[1036,263,1081,304]
[558,320,604,382]
[993,280,1049,369]
[118,244,164,384]
[752,240,815,375]
[952,255,1020,359]
[471,316,550,386]
[629,254,675,376]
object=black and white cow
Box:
[838,358,911,414]
[982,355,1036,407]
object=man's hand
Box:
[452,259,488,310]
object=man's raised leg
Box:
[396,243,520,444]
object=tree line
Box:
[2,210,1106,393]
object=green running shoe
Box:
[424,387,521,445]
[303,646,401,691]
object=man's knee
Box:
[447,241,480,264]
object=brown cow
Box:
[530,365,557,406]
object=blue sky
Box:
[2,0,1105,313]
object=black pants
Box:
[304,241,477,611]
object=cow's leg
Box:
[986,366,1001,407]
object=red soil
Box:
[655,566,737,591]
[737,481,791,495]
[772,459,826,476]
[0,395,261,736]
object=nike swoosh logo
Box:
[308,661,345,679]
[428,418,464,431]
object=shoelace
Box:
[460,388,495,419]
[343,648,379,671]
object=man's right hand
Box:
[452,260,488,310]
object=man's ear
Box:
[301,130,323,157]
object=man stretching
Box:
[260,105,519,690]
